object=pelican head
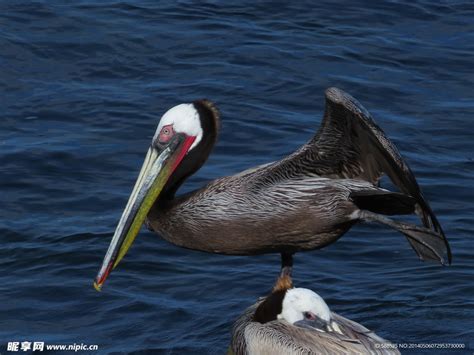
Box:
[278,288,332,332]
[94,100,219,290]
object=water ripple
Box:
[1,1,473,353]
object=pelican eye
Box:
[158,124,175,144]
[304,311,316,321]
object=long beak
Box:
[293,318,330,332]
[94,136,195,291]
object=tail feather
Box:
[359,210,448,265]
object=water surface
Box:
[1,1,473,354]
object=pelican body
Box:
[94,88,451,289]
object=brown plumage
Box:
[148,87,451,266]
[95,87,451,290]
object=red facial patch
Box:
[170,135,196,173]
[158,124,175,144]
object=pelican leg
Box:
[273,252,294,292]
[280,252,293,278]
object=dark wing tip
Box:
[325,87,371,119]
[438,227,452,265]
[324,88,452,265]
[417,202,452,265]
[445,230,453,265]
[325,87,346,102]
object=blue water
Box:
[1,1,473,354]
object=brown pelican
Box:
[94,87,451,290]
[230,271,400,354]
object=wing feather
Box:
[308,87,450,263]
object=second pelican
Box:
[230,271,400,354]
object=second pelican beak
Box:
[94,134,196,291]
